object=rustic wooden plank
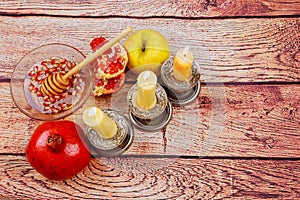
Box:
[0,155,299,199]
[0,0,299,18]
[2,81,300,157]
[1,16,299,82]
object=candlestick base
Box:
[127,83,172,131]
[160,57,201,106]
[129,101,172,131]
[85,109,134,157]
[163,81,200,106]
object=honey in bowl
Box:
[24,57,85,114]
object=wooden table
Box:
[1,1,300,199]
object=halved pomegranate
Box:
[90,37,128,96]
[90,37,128,79]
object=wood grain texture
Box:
[1,16,299,82]
[2,81,300,157]
[0,155,299,199]
[0,0,299,18]
[1,1,299,198]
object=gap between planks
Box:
[0,153,300,161]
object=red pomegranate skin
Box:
[26,120,91,180]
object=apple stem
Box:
[46,133,64,152]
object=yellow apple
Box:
[124,29,170,74]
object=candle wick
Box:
[182,46,189,57]
[88,107,96,117]
[143,71,150,80]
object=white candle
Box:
[136,71,157,110]
[82,107,118,139]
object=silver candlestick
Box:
[127,83,172,132]
[160,57,201,106]
[85,109,134,157]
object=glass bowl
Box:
[10,43,93,121]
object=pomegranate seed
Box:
[104,68,110,74]
[118,56,124,63]
[31,74,37,81]
[61,64,66,69]
[71,62,76,68]
[43,96,50,101]
[32,88,38,93]
[60,58,67,64]
[34,66,39,72]
[43,101,51,106]
[37,70,44,76]
[110,68,116,74]
[44,106,50,111]
[41,61,48,66]
[42,65,49,71]
[29,71,35,76]
[49,68,56,73]
[51,107,59,114]
[60,103,67,109]
[97,80,104,87]
[45,70,51,76]
[118,63,124,70]
[52,63,59,68]
[61,92,67,98]
[49,97,56,103]
[67,61,72,69]
[105,81,112,89]
[51,59,57,64]
[28,83,34,91]
[36,91,43,97]
[36,76,42,81]
[54,95,61,100]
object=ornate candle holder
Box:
[160,57,201,106]
[127,83,172,131]
[85,109,134,157]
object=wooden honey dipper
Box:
[40,27,133,96]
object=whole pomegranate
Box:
[26,120,91,180]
